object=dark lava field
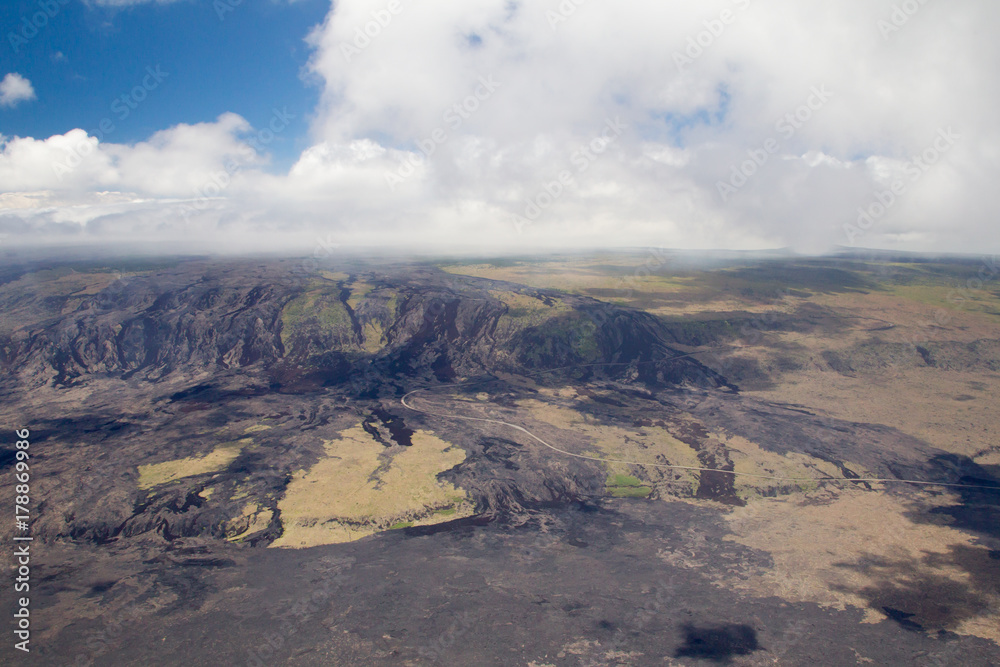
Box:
[0,253,998,666]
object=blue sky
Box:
[1,0,326,169]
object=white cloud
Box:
[0,73,36,109]
[0,114,258,196]
[3,0,1000,254]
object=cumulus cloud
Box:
[0,113,259,196]
[0,73,36,109]
[3,0,999,253]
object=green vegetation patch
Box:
[516,314,601,367]
[607,473,644,487]
[280,284,356,348]
[606,473,652,498]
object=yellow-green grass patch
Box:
[270,426,473,548]
[361,321,386,353]
[722,490,1000,643]
[519,398,701,495]
[887,284,1000,320]
[489,289,572,334]
[442,263,697,304]
[748,366,1000,459]
[137,438,250,490]
[346,281,375,310]
[225,503,274,542]
[709,432,844,499]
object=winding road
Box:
[401,368,999,492]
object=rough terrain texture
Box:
[0,252,997,665]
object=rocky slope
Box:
[0,260,729,393]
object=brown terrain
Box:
[0,249,997,665]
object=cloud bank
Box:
[2,0,998,254]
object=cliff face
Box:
[1,266,290,385]
[0,262,727,392]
